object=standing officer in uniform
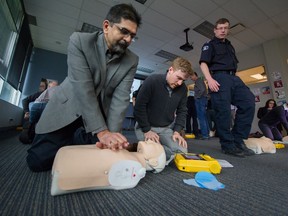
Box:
[199,18,255,157]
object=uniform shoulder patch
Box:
[202,45,209,51]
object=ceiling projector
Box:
[180,28,193,51]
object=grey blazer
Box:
[36,31,138,134]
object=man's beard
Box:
[110,40,129,55]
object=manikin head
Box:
[137,140,166,173]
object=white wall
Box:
[0,99,23,128]
[237,35,288,133]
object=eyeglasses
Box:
[113,24,136,41]
[216,27,229,31]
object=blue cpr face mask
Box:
[183,171,225,191]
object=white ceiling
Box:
[22,0,288,78]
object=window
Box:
[0,0,26,106]
[130,79,142,102]
[0,0,17,79]
[0,77,4,94]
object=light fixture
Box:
[250,74,264,80]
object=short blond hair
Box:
[171,57,194,76]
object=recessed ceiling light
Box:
[250,74,264,80]
[135,0,147,4]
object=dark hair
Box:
[106,3,142,27]
[265,99,276,108]
[40,78,48,89]
[194,72,198,77]
[214,18,230,28]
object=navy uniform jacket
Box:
[36,31,138,134]
[199,37,238,72]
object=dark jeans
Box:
[258,122,283,141]
[186,96,199,135]
[195,97,209,138]
[26,118,98,172]
[210,73,255,150]
[29,102,47,124]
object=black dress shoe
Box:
[222,148,245,157]
[237,145,255,156]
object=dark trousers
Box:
[206,109,216,131]
[186,96,199,136]
[29,102,47,124]
[26,118,97,172]
[210,73,255,150]
[195,97,209,137]
[258,122,283,141]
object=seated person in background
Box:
[257,99,277,119]
[29,80,59,125]
[257,99,282,137]
[22,78,48,121]
[134,57,194,164]
[258,102,288,141]
[19,78,48,144]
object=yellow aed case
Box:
[174,153,222,174]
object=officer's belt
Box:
[211,70,236,75]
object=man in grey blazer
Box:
[27,3,142,172]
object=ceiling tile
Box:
[150,0,201,27]
[138,23,175,43]
[21,0,288,76]
[252,19,286,41]
[58,0,84,8]
[222,0,268,27]
[174,0,218,17]
[234,29,265,48]
[142,8,185,35]
[24,0,81,18]
[82,0,110,18]
[252,0,288,17]
[29,25,71,42]
[24,3,78,28]
[36,17,75,35]
[78,11,104,29]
